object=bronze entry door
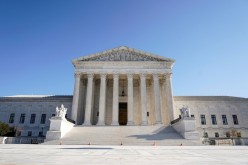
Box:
[119,103,127,125]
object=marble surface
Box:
[0,144,248,165]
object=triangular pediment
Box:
[73,46,175,62]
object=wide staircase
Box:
[43,125,202,145]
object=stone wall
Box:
[1,95,248,140]
[0,96,72,137]
[174,96,248,138]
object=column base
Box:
[96,121,105,126]
[155,121,162,125]
[111,121,119,126]
[83,121,92,126]
[141,121,148,126]
[127,121,134,126]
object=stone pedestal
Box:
[172,117,199,140]
[46,117,74,140]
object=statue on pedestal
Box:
[180,106,190,118]
[55,104,67,119]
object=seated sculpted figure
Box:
[55,104,67,119]
[180,106,191,118]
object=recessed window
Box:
[222,115,228,125]
[9,113,15,123]
[147,112,149,117]
[204,132,208,138]
[191,114,195,118]
[200,115,206,125]
[211,115,217,125]
[232,115,239,125]
[30,114,36,124]
[226,132,230,137]
[28,131,32,137]
[39,131,43,137]
[40,114,46,124]
[16,131,21,137]
[19,114,25,124]
[215,132,219,138]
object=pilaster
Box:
[127,73,134,125]
[71,73,81,124]
[140,73,148,125]
[83,73,94,126]
[97,73,107,126]
[111,73,119,125]
[165,73,175,122]
[153,73,162,124]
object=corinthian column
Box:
[111,73,119,126]
[153,73,162,124]
[140,73,148,125]
[71,73,81,124]
[97,73,107,126]
[166,73,175,122]
[127,73,134,125]
[83,73,94,126]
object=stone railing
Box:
[1,137,45,144]
[170,116,181,125]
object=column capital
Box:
[139,72,147,79]
[165,73,172,79]
[152,73,159,80]
[87,73,94,79]
[100,73,107,79]
[127,73,133,79]
[113,73,119,79]
[74,73,81,78]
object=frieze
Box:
[75,69,171,75]
[74,61,172,68]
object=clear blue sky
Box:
[0,0,247,98]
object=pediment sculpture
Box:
[73,46,174,62]
[85,51,161,61]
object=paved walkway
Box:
[0,145,248,165]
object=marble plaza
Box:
[0,145,248,165]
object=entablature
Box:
[74,61,173,70]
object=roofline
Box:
[0,95,73,102]
[174,96,248,101]
[72,46,175,63]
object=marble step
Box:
[43,125,202,145]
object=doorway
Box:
[119,103,127,125]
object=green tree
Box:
[0,122,10,136]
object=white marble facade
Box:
[71,46,175,126]
[0,46,248,139]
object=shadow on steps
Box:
[128,126,184,140]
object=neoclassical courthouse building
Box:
[0,46,248,143]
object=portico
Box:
[71,46,175,126]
